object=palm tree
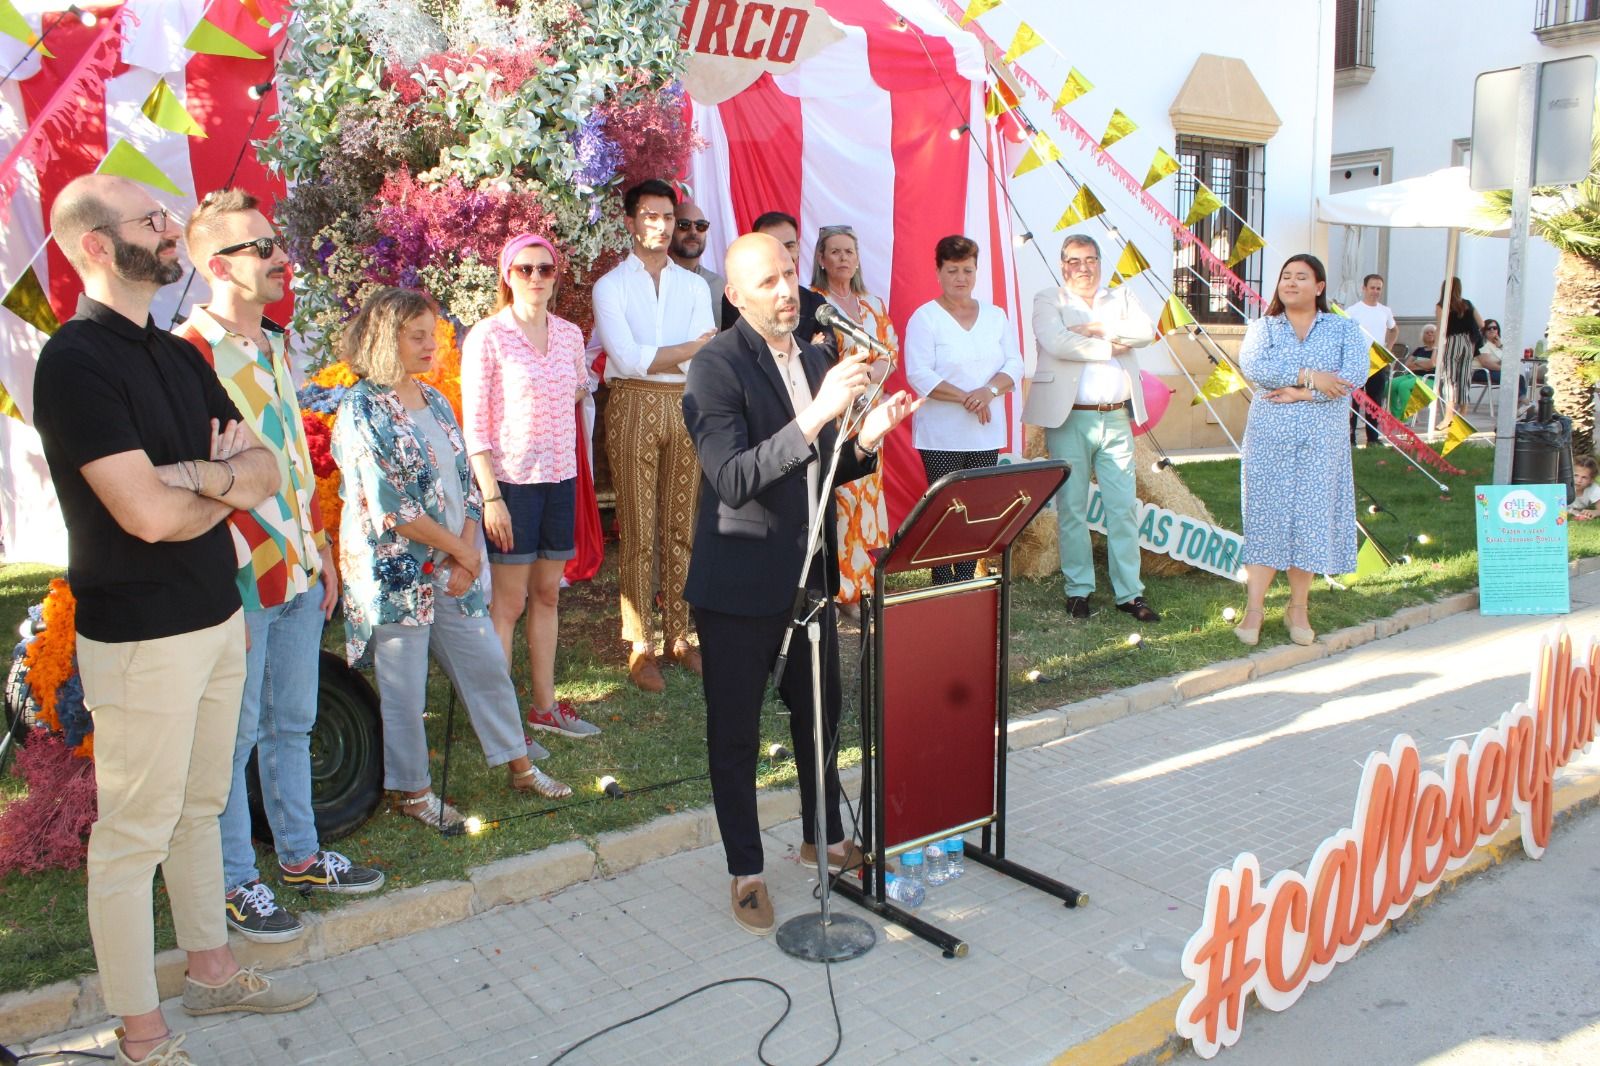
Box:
[1484,132,1600,455]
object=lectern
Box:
[832,459,1088,957]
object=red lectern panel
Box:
[880,584,999,853]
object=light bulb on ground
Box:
[767,743,792,761]
[1025,669,1042,682]
[1399,554,1412,565]
[598,775,623,798]
[464,816,484,835]
[1416,533,1431,545]
[1126,632,1143,648]
[1366,504,1380,515]
[1222,607,1237,623]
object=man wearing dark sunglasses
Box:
[179,189,384,951]
[669,196,725,306]
[33,174,309,1064]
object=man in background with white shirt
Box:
[1344,273,1396,447]
[592,179,718,692]
[1024,233,1160,623]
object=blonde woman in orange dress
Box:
[811,224,896,616]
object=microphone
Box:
[816,302,893,359]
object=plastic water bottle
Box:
[923,843,949,887]
[899,846,925,890]
[943,837,965,880]
[884,872,925,909]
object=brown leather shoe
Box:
[800,840,867,875]
[667,641,703,676]
[628,650,665,693]
[730,878,774,935]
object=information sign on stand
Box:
[1475,484,1569,615]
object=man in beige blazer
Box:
[1023,233,1161,622]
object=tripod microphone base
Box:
[775,912,876,963]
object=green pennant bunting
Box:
[1343,537,1389,583]
[98,139,185,197]
[184,17,265,60]
[2,266,61,337]
[1184,183,1224,227]
[1156,294,1196,337]
[141,79,207,138]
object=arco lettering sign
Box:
[1083,487,1245,581]
[677,0,844,104]
[1176,627,1600,1058]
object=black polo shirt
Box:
[32,295,243,643]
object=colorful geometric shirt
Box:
[177,306,325,611]
[331,379,486,667]
[461,308,587,484]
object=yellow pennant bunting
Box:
[1225,224,1265,267]
[1012,133,1062,178]
[1189,360,1246,405]
[98,139,185,197]
[985,81,1020,120]
[1054,185,1104,230]
[960,0,1003,26]
[1156,294,1196,337]
[1099,109,1137,150]
[0,0,47,54]
[1184,183,1224,227]
[1440,413,1476,455]
[2,266,61,337]
[0,379,21,421]
[1002,22,1043,64]
[184,18,266,60]
[1142,147,1180,189]
[141,79,207,138]
[1367,342,1389,381]
[1106,242,1150,289]
[1402,376,1435,421]
[1053,68,1093,111]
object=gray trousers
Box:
[371,594,527,792]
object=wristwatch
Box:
[988,385,1001,397]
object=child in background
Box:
[1571,455,1600,520]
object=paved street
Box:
[21,574,1600,1065]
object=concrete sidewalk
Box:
[21,575,1600,1065]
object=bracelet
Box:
[483,496,504,504]
[213,459,236,498]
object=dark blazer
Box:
[722,287,838,363]
[683,318,876,617]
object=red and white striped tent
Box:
[0,0,1021,562]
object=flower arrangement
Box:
[16,579,91,759]
[262,0,700,362]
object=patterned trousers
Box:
[605,379,699,646]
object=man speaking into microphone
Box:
[683,233,918,935]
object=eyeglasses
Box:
[93,207,170,235]
[215,235,287,259]
[674,219,710,233]
[510,263,558,279]
[1062,256,1100,269]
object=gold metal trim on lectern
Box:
[907,491,1033,569]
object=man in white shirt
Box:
[669,195,724,305]
[1344,273,1397,446]
[1023,233,1159,623]
[592,179,718,692]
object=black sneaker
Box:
[1065,596,1094,619]
[279,850,386,896]
[1116,596,1161,623]
[225,880,303,943]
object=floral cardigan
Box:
[331,378,485,667]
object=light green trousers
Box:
[1046,409,1144,603]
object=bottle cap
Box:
[902,848,923,865]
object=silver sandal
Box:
[396,790,464,830]
[511,765,573,799]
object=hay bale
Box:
[1133,435,1220,577]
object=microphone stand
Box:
[774,360,887,964]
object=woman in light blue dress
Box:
[1234,254,1370,647]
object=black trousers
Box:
[1350,368,1389,443]
[694,597,845,877]
[919,448,1000,583]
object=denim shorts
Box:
[491,478,577,564]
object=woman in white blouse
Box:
[903,234,1024,583]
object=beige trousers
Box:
[78,610,245,1016]
[604,379,699,646]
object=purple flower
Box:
[571,113,622,189]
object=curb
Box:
[1048,766,1600,1066]
[4,567,1596,1047]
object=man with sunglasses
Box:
[33,175,312,1065]
[179,189,384,949]
[669,196,725,305]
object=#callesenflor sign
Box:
[1176,626,1600,1059]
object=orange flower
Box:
[311,362,359,389]
[21,578,76,738]
[317,468,343,569]
[421,318,464,424]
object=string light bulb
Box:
[464,816,484,835]
[1416,533,1431,545]
[1222,607,1237,623]
[247,80,274,101]
[1151,457,1174,472]
[893,16,908,30]
[1398,554,1413,565]
[949,124,969,141]
[1025,669,1042,682]
[69,5,96,26]
[1126,633,1143,648]
[598,775,623,799]
[1366,503,1380,515]
[1012,231,1033,248]
[767,743,792,761]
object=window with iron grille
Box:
[1334,0,1375,70]
[1536,0,1600,31]
[1172,136,1265,326]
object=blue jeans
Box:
[220,588,325,890]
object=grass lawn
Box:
[1,440,1593,995]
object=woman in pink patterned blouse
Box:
[463,234,601,739]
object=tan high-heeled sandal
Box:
[1285,600,1315,646]
[1233,607,1264,646]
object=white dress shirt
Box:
[904,300,1025,452]
[592,253,717,383]
[1068,287,1149,405]
[769,342,820,541]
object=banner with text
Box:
[1475,484,1569,615]
[1084,487,1244,581]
